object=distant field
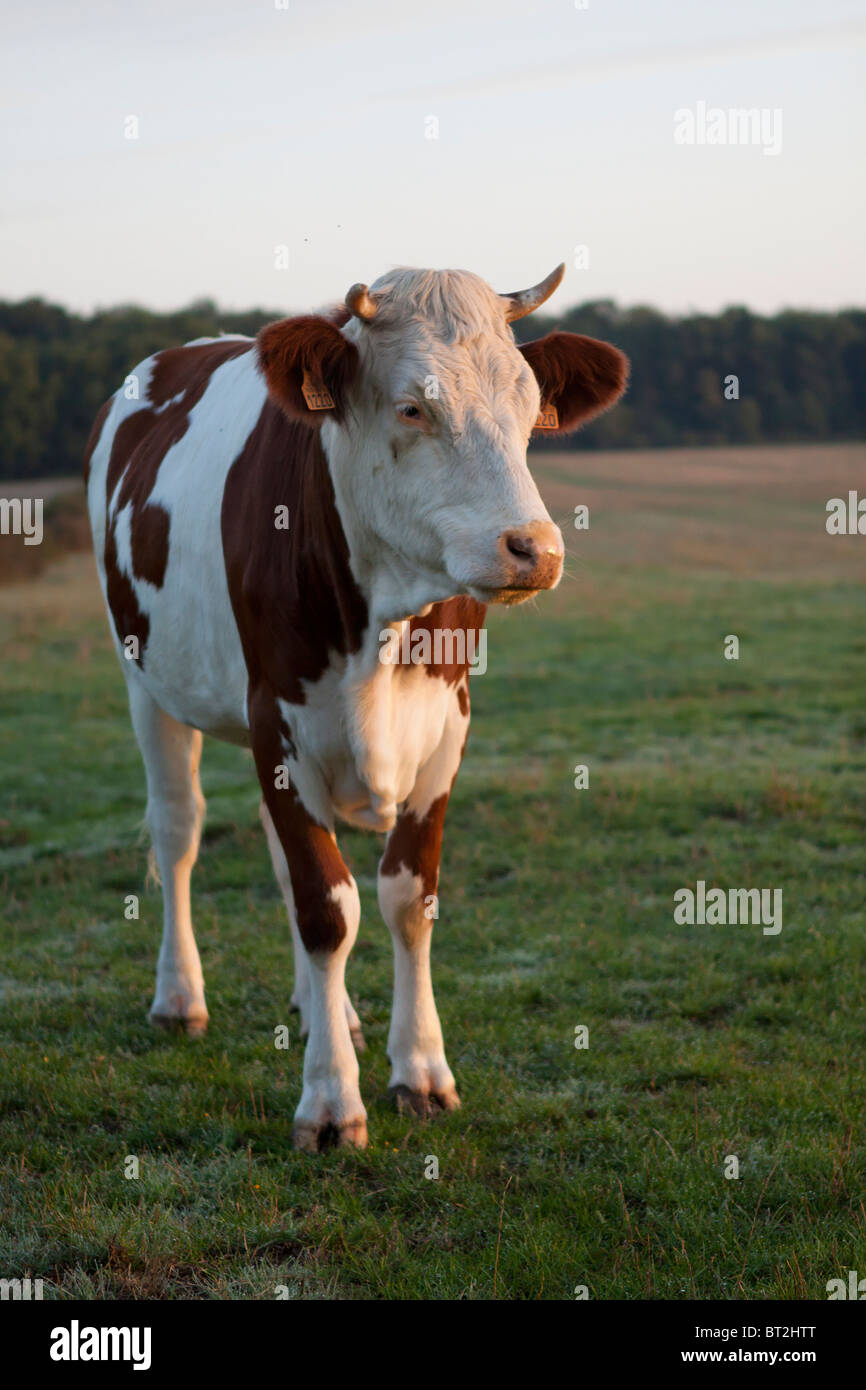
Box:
[0,480,89,587]
[0,443,864,1299]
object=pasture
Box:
[1,442,864,1300]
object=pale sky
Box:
[2,0,864,316]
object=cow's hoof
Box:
[293,1117,368,1152]
[389,1083,461,1118]
[149,1010,209,1038]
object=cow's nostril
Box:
[505,534,536,562]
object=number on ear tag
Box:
[534,403,559,430]
[301,370,335,411]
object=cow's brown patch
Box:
[404,595,486,688]
[131,503,171,587]
[104,406,163,507]
[104,522,150,662]
[380,792,449,897]
[221,399,368,701]
[250,682,352,953]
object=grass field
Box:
[1,442,864,1300]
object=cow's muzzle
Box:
[484,520,564,604]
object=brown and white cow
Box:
[84,263,627,1151]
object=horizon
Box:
[4,288,864,322]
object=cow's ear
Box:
[257,316,360,424]
[519,331,628,435]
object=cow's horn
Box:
[345,283,379,322]
[500,263,566,322]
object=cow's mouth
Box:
[472,584,541,606]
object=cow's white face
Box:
[258,265,628,619]
[333,269,560,611]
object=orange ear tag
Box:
[534,403,559,430]
[301,370,335,411]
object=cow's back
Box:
[85,337,265,742]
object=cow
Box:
[84,263,628,1151]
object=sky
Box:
[1,0,864,317]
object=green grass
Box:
[1,444,865,1299]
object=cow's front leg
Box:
[260,802,366,1052]
[252,695,366,1151]
[377,697,468,1117]
[292,872,366,1151]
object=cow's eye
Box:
[396,402,424,425]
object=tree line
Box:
[0,295,863,479]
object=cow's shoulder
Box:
[222,400,368,703]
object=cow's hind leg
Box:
[260,802,365,1051]
[127,680,209,1036]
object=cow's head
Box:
[257,266,628,615]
